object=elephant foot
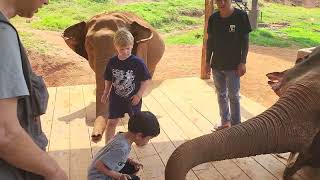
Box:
[283,151,313,178]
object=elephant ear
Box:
[63,21,88,59]
[130,21,153,43]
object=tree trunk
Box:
[249,0,259,30]
[200,0,214,79]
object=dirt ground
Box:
[25,28,298,108]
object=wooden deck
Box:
[42,77,320,180]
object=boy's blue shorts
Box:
[108,96,142,119]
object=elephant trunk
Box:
[165,84,320,180]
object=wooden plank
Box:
[175,78,291,180]
[273,153,320,180]
[158,86,213,134]
[42,87,57,151]
[44,77,320,180]
[143,94,199,180]
[211,160,250,180]
[150,88,204,139]
[254,154,305,180]
[160,78,249,179]
[158,84,248,180]
[150,88,225,179]
[233,157,277,180]
[144,94,188,147]
[155,78,248,178]
[69,85,92,180]
[159,78,280,180]
[49,86,70,177]
[157,78,221,126]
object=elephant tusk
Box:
[136,32,154,43]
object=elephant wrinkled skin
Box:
[165,46,320,180]
[62,12,165,122]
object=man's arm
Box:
[237,33,249,77]
[206,33,214,66]
[240,11,251,64]
[0,98,66,179]
[206,15,216,66]
[240,33,249,64]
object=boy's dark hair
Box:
[128,111,160,137]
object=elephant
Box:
[165,46,320,179]
[62,12,165,137]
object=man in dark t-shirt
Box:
[206,0,251,130]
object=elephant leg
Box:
[283,151,311,178]
[309,131,320,168]
[284,131,320,178]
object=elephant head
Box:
[63,12,165,141]
[165,46,320,179]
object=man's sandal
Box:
[212,124,231,132]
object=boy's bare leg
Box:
[105,118,120,144]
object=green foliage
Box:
[11,0,320,48]
[259,3,320,24]
[250,28,290,47]
[166,28,203,45]
[29,0,107,31]
[14,0,204,33]
[281,21,320,47]
[257,3,320,48]
[19,31,58,54]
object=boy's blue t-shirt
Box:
[104,55,151,100]
[87,133,131,180]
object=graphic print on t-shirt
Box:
[229,25,236,32]
[112,69,135,98]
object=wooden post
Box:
[201,0,214,79]
[249,0,259,30]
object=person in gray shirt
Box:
[88,111,160,180]
[0,1,67,180]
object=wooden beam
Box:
[201,0,214,79]
[249,0,259,29]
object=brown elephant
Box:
[165,46,320,179]
[62,12,165,125]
